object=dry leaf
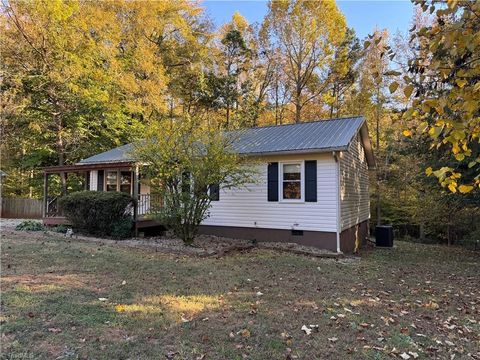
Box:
[301,325,312,335]
[237,329,251,338]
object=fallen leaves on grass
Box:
[237,329,251,338]
[115,304,126,312]
[424,300,439,309]
[301,324,319,335]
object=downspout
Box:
[333,151,341,253]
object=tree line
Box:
[1,0,478,246]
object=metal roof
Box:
[78,143,134,165]
[228,116,365,155]
[78,116,373,166]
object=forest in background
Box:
[1,0,478,246]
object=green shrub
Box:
[59,191,135,238]
[52,224,69,234]
[15,220,44,231]
[110,218,134,239]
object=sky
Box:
[202,0,415,40]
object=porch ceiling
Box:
[44,162,133,174]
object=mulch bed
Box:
[2,218,344,258]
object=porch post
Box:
[43,172,49,218]
[133,165,139,237]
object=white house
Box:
[43,116,375,253]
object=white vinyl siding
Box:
[202,153,338,232]
[339,134,370,231]
[89,170,98,191]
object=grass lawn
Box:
[1,230,479,360]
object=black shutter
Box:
[209,183,220,201]
[97,170,104,191]
[267,162,279,202]
[305,160,317,202]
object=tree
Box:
[132,117,255,244]
[326,28,362,118]
[264,0,346,123]
[391,0,480,193]
[0,0,209,195]
[359,29,394,226]
[200,13,253,128]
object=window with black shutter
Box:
[209,183,220,201]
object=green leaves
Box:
[132,117,255,244]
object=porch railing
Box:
[45,196,63,217]
[44,193,162,219]
[136,193,163,217]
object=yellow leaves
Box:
[404,85,414,98]
[448,182,457,193]
[237,329,251,338]
[428,126,443,139]
[115,304,127,312]
[402,129,413,137]
[389,81,399,94]
[452,143,460,154]
[458,185,474,194]
[455,79,467,88]
[425,167,433,176]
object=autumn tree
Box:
[132,117,254,244]
[358,29,394,226]
[0,0,208,195]
[393,0,480,193]
[264,0,346,123]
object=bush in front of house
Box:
[15,220,44,231]
[59,191,135,238]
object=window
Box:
[281,162,302,200]
[105,170,133,194]
[106,171,118,192]
[120,171,132,193]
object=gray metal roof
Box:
[78,116,370,165]
[78,143,134,164]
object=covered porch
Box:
[42,162,162,230]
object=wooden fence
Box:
[1,198,43,219]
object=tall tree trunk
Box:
[294,96,302,123]
[275,81,279,125]
[294,78,302,123]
